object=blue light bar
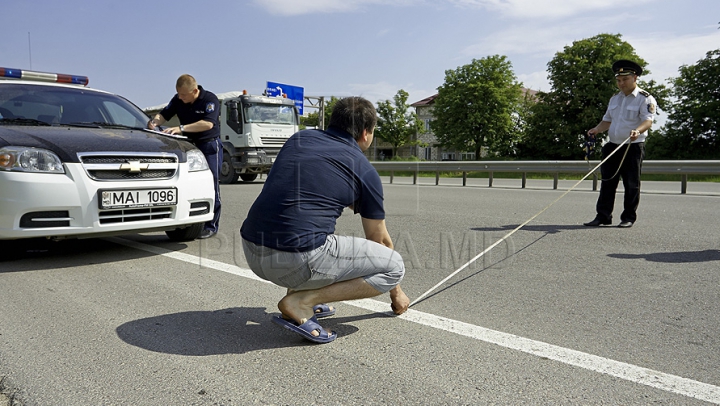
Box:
[0,67,89,86]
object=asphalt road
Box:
[1,177,719,405]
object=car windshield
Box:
[0,83,150,128]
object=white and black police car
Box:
[0,67,215,241]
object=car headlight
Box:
[187,149,209,172]
[0,147,65,173]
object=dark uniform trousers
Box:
[195,138,222,233]
[596,142,645,224]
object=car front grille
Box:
[99,207,173,224]
[78,152,178,181]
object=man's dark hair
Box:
[328,96,377,140]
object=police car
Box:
[0,67,215,241]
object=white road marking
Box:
[110,237,720,404]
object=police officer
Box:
[148,74,222,239]
[584,60,657,228]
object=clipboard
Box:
[143,128,189,140]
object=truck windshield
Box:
[244,103,296,125]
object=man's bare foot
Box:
[278,292,317,333]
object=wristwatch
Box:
[180,125,185,133]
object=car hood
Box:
[0,126,196,163]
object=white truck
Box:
[145,91,299,184]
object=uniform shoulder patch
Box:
[639,90,650,97]
[648,103,656,114]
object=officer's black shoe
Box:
[618,221,634,228]
[583,218,612,227]
[199,229,217,239]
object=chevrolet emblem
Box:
[119,160,150,173]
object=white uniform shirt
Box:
[602,86,657,144]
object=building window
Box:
[442,152,456,161]
[424,118,432,131]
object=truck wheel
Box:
[240,174,258,182]
[219,150,239,184]
[165,223,204,241]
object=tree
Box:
[518,33,668,160]
[375,90,424,157]
[431,55,522,159]
[647,49,720,159]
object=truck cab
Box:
[220,92,299,183]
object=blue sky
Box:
[2,0,719,115]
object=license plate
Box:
[99,188,177,209]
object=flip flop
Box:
[271,315,337,344]
[313,303,336,318]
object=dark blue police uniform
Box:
[160,85,222,233]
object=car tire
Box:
[240,173,258,182]
[165,222,204,241]
[219,150,239,184]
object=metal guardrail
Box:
[370,160,720,194]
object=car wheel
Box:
[165,223,204,241]
[219,150,239,184]
[240,173,258,182]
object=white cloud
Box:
[254,0,415,16]
[445,0,655,19]
[628,30,720,84]
[254,0,655,17]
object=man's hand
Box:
[629,129,640,141]
[390,285,410,315]
[163,127,183,135]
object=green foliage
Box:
[300,96,340,130]
[324,96,339,126]
[431,55,522,159]
[300,111,318,129]
[647,49,720,159]
[375,90,424,155]
[519,33,648,160]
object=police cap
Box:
[612,60,643,77]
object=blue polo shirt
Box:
[240,126,385,252]
[159,85,220,143]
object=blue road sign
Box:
[266,81,304,115]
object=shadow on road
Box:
[0,235,189,272]
[472,223,591,234]
[608,249,720,263]
[116,307,387,354]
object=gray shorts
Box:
[241,235,404,293]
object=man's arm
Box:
[361,217,393,249]
[588,120,611,136]
[626,119,653,141]
[162,120,214,136]
[361,217,410,314]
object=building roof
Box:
[410,94,438,107]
